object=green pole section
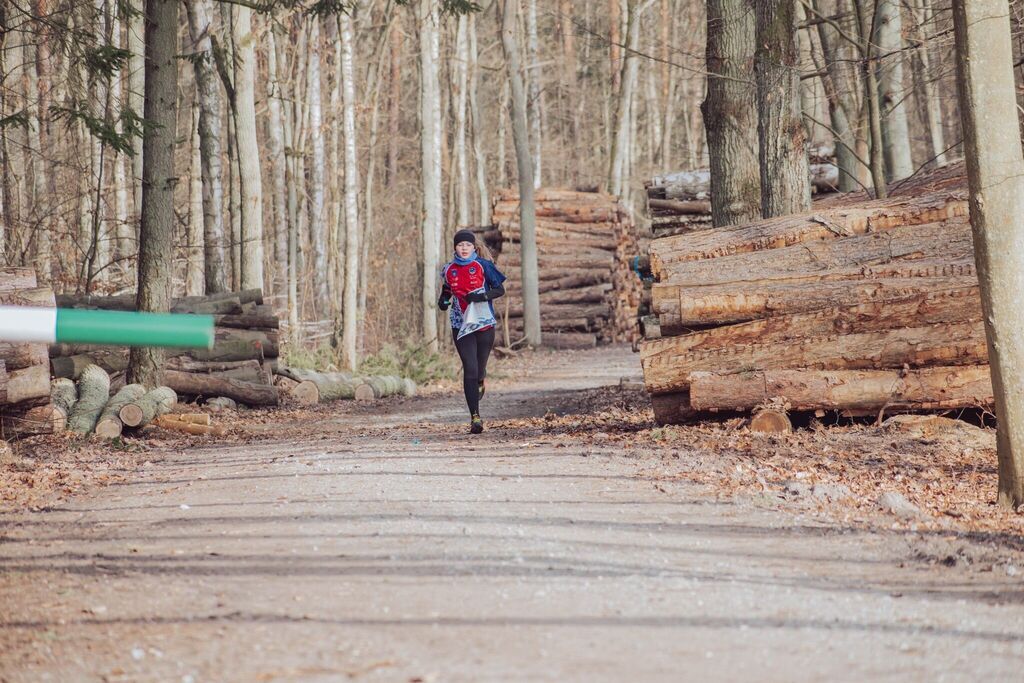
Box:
[55,309,215,349]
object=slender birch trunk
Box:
[419,0,443,351]
[23,20,49,281]
[386,19,403,187]
[502,0,541,346]
[609,0,645,197]
[340,11,361,370]
[912,0,947,166]
[498,79,509,188]
[952,0,1024,508]
[185,0,228,294]
[231,5,264,290]
[874,0,913,182]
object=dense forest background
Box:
[0,0,1012,364]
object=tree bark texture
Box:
[502,0,542,346]
[340,11,361,370]
[874,0,913,182]
[702,0,761,227]
[129,0,178,388]
[185,0,228,294]
[232,5,264,291]
[952,0,1024,507]
[418,0,443,351]
[754,0,810,218]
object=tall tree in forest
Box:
[419,0,443,351]
[306,18,329,316]
[453,15,471,227]
[812,0,867,192]
[754,0,809,217]
[525,0,542,188]
[873,0,913,182]
[952,0,1024,508]
[501,0,541,346]
[339,10,361,370]
[231,4,264,291]
[128,0,145,220]
[128,0,177,387]
[702,0,761,227]
[468,14,489,223]
[266,24,289,277]
[23,9,49,281]
[185,0,228,294]
[609,0,648,198]
[910,0,947,167]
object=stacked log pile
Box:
[646,147,839,239]
[637,186,990,424]
[0,268,62,437]
[52,289,281,407]
[488,188,641,348]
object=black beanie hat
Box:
[453,229,476,248]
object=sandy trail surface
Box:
[2,346,1023,682]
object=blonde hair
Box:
[475,240,494,261]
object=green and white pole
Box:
[0,307,214,349]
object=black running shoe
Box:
[470,414,484,434]
[478,380,486,399]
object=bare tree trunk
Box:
[874,0,913,181]
[266,26,289,279]
[111,4,131,281]
[328,18,343,315]
[911,0,947,167]
[610,0,622,95]
[305,19,329,317]
[755,0,810,217]
[128,0,145,225]
[702,0,761,226]
[454,15,471,227]
[23,20,49,281]
[185,0,228,294]
[187,97,204,295]
[498,79,509,187]
[386,19,403,188]
[419,0,443,351]
[609,0,646,197]
[502,0,541,346]
[855,0,889,198]
[231,5,264,291]
[467,14,489,224]
[129,0,178,387]
[812,0,868,192]
[952,0,1024,508]
[559,0,579,164]
[340,10,361,370]
[526,0,542,188]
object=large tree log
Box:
[51,349,130,379]
[1,364,51,406]
[648,191,968,279]
[653,276,977,327]
[493,187,617,203]
[55,289,264,315]
[655,218,973,285]
[0,342,50,372]
[645,286,983,356]
[67,364,111,434]
[2,403,66,437]
[0,267,39,291]
[50,378,77,417]
[689,365,994,412]
[650,390,695,425]
[94,384,148,439]
[119,386,177,428]
[214,313,279,330]
[641,320,989,395]
[287,370,361,405]
[0,287,53,371]
[354,375,417,402]
[161,369,279,406]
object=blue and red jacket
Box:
[439,257,507,331]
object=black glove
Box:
[465,290,488,303]
[438,282,453,310]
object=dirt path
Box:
[2,346,1024,682]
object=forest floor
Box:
[2,344,1024,681]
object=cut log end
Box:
[354,384,376,402]
[749,409,792,434]
[118,404,144,428]
[292,381,321,405]
[94,418,124,440]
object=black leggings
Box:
[452,326,495,416]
